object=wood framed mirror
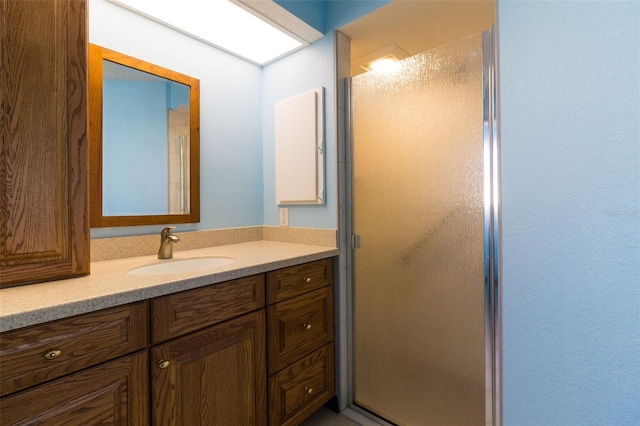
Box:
[89,44,200,227]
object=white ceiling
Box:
[339,0,495,76]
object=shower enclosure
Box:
[350,31,499,425]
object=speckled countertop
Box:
[0,240,338,333]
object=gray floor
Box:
[300,407,361,426]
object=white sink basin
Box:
[129,257,235,276]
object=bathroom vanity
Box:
[1,1,337,423]
[0,243,337,425]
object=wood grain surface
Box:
[0,351,149,425]
[266,258,333,305]
[0,301,148,397]
[151,274,265,344]
[0,0,89,287]
[152,311,267,426]
[269,343,335,426]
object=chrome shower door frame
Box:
[483,27,502,426]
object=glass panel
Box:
[102,60,191,216]
[353,34,485,425]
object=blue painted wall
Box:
[274,0,392,33]
[89,0,263,238]
[262,33,337,229]
[499,1,640,424]
[168,81,190,109]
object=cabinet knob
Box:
[304,387,314,394]
[44,349,62,360]
[303,323,312,330]
[158,360,171,369]
[304,277,312,283]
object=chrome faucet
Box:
[158,227,180,259]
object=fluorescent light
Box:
[108,0,305,65]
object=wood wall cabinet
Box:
[0,259,336,425]
[0,0,90,287]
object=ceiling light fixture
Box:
[362,54,400,72]
[359,43,409,73]
[108,0,321,66]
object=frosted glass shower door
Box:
[352,34,485,425]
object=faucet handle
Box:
[161,227,176,237]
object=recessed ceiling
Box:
[340,0,495,76]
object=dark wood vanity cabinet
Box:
[152,311,267,426]
[267,259,335,426]
[150,275,267,426]
[0,0,90,287]
[148,262,335,426]
[269,343,334,426]
[0,302,148,397]
[0,302,150,425]
[1,352,149,425]
[0,259,335,425]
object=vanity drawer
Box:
[268,343,334,426]
[267,287,333,374]
[266,258,333,305]
[0,301,148,397]
[151,274,265,344]
[0,351,149,425]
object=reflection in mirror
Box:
[102,61,191,215]
[89,44,200,227]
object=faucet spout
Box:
[158,227,180,259]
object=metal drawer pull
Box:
[304,277,312,283]
[44,349,62,360]
[304,387,314,394]
[303,323,312,330]
[158,360,171,369]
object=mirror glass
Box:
[89,44,200,227]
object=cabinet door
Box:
[0,351,148,425]
[152,311,267,426]
[0,0,89,287]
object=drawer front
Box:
[267,287,333,374]
[0,301,148,397]
[266,258,333,305]
[0,351,149,426]
[152,274,265,344]
[268,343,335,426]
